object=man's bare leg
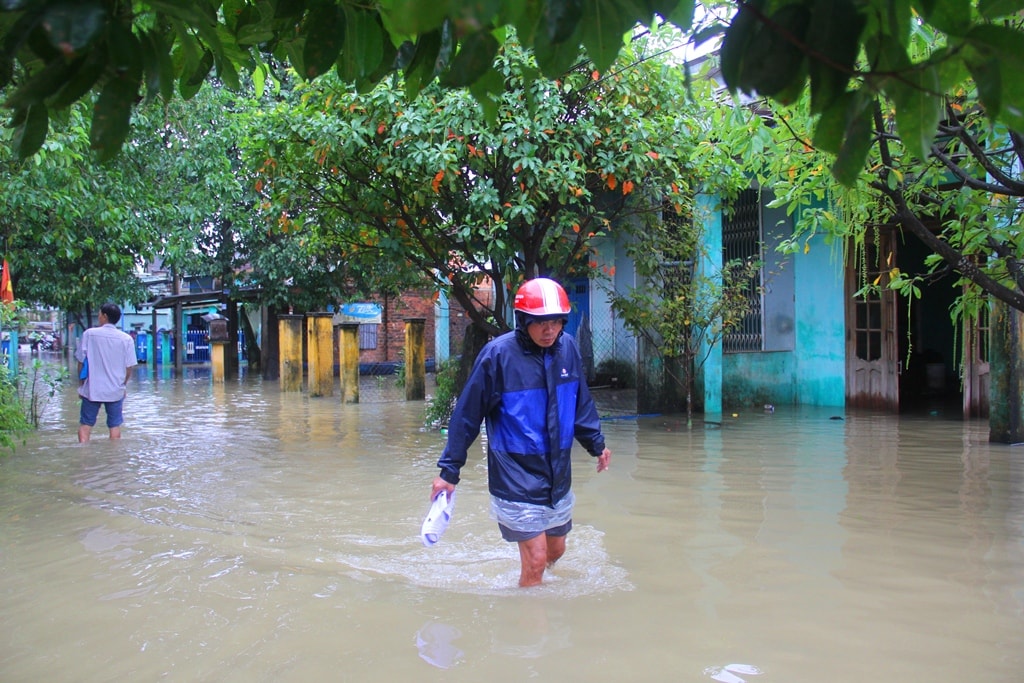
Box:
[109,426,121,439]
[517,533,568,587]
[546,534,566,567]
[78,424,91,443]
[517,534,549,587]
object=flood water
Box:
[1,360,1023,682]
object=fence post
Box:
[278,314,304,392]
[210,318,229,384]
[339,322,360,404]
[307,312,334,397]
[405,317,426,401]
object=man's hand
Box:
[596,448,611,473]
[431,476,455,501]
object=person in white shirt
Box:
[75,303,138,442]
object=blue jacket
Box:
[437,327,606,507]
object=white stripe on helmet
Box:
[538,278,562,313]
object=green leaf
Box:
[237,23,276,47]
[997,62,1024,131]
[0,56,11,90]
[965,24,1024,66]
[509,0,543,46]
[46,43,107,108]
[3,55,81,109]
[184,49,215,87]
[580,0,634,75]
[913,0,971,36]
[404,29,442,98]
[90,73,140,162]
[812,90,853,155]
[736,3,810,97]
[253,62,267,98]
[38,0,107,57]
[966,57,1001,119]
[468,66,504,124]
[545,0,584,44]
[139,28,160,104]
[302,4,345,79]
[831,95,873,187]
[106,18,143,81]
[440,30,499,87]
[273,0,307,20]
[719,0,764,94]
[0,7,45,66]
[170,18,201,79]
[665,0,695,32]
[979,0,1024,19]
[12,103,47,159]
[338,8,384,83]
[145,0,209,24]
[143,29,175,104]
[806,0,864,114]
[890,64,941,161]
[380,0,451,36]
[533,16,582,78]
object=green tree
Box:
[3,0,1020,191]
[610,203,761,424]
[704,13,1024,320]
[242,37,697,337]
[0,103,153,325]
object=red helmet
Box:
[514,278,571,317]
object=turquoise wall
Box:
[792,235,846,407]
[697,194,723,416]
[722,231,845,408]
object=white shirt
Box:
[76,323,137,402]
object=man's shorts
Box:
[80,398,125,428]
[498,519,573,542]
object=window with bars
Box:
[722,189,764,352]
[359,324,378,350]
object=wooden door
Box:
[962,301,991,417]
[846,231,900,410]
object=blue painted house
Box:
[581,183,971,417]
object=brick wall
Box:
[358,289,436,364]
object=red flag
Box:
[1,260,13,304]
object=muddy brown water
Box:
[1,362,1022,682]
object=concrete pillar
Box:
[279,314,304,392]
[306,312,334,397]
[160,330,171,365]
[435,290,450,364]
[150,308,158,365]
[173,301,184,373]
[339,323,360,404]
[989,300,1024,443]
[405,317,426,401]
[211,341,226,383]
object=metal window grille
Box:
[722,189,763,352]
[359,324,378,350]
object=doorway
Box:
[845,228,962,414]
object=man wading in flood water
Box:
[76,303,137,442]
[430,277,611,587]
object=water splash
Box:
[333,525,632,597]
[703,663,763,682]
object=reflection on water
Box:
[1,360,1023,682]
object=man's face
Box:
[526,318,564,348]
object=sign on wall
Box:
[333,303,383,325]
